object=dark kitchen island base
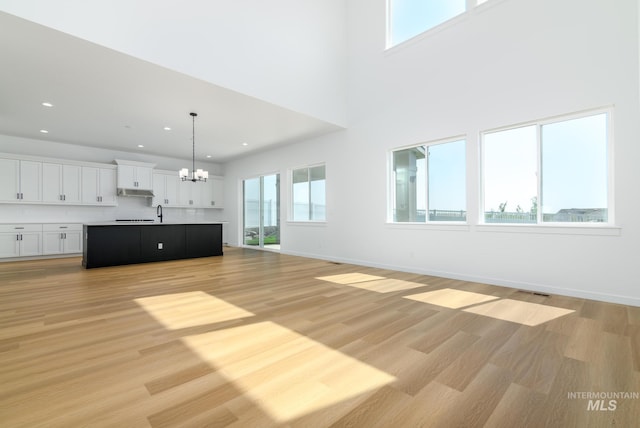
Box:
[82,223,223,268]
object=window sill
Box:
[475,224,621,236]
[385,222,470,232]
[286,221,327,227]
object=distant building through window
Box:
[391,138,466,223]
[482,111,610,224]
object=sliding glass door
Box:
[243,174,280,250]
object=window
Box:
[391,138,466,222]
[292,165,326,221]
[387,0,466,47]
[482,111,609,224]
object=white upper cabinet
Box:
[81,166,117,205]
[199,176,224,208]
[166,171,224,208]
[178,179,198,206]
[0,158,42,202]
[0,158,19,202]
[1,154,119,207]
[152,171,180,207]
[42,163,81,204]
[115,159,155,190]
[99,168,117,205]
[210,177,224,208]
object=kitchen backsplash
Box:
[0,196,225,224]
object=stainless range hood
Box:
[117,188,155,197]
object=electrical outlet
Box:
[158,243,163,250]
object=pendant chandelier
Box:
[179,112,208,182]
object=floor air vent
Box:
[517,289,550,297]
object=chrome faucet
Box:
[157,205,163,223]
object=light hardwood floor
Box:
[1,247,639,427]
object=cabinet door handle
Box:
[60,226,68,229]
[63,194,66,201]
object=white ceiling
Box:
[0,12,343,163]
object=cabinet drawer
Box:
[0,224,43,233]
[42,223,83,232]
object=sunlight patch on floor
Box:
[342,278,427,293]
[135,291,255,330]
[463,299,575,326]
[181,321,396,423]
[317,273,426,293]
[404,288,500,309]
[316,273,386,284]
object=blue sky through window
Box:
[389,0,466,46]
[415,139,466,211]
[541,114,607,215]
[483,113,608,218]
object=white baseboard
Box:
[279,248,640,308]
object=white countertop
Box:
[85,221,227,226]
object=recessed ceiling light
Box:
[206,155,212,158]
[41,102,53,107]
[164,127,171,131]
[242,142,248,146]
[137,144,144,148]
[39,129,49,133]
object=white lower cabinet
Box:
[42,224,83,255]
[0,224,43,258]
[0,223,82,259]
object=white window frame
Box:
[385,0,501,50]
[289,163,327,223]
[479,107,615,229]
[388,136,467,225]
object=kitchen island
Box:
[82,222,223,268]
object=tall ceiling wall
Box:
[0,0,347,127]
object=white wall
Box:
[0,0,347,127]
[0,134,228,227]
[225,0,640,306]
